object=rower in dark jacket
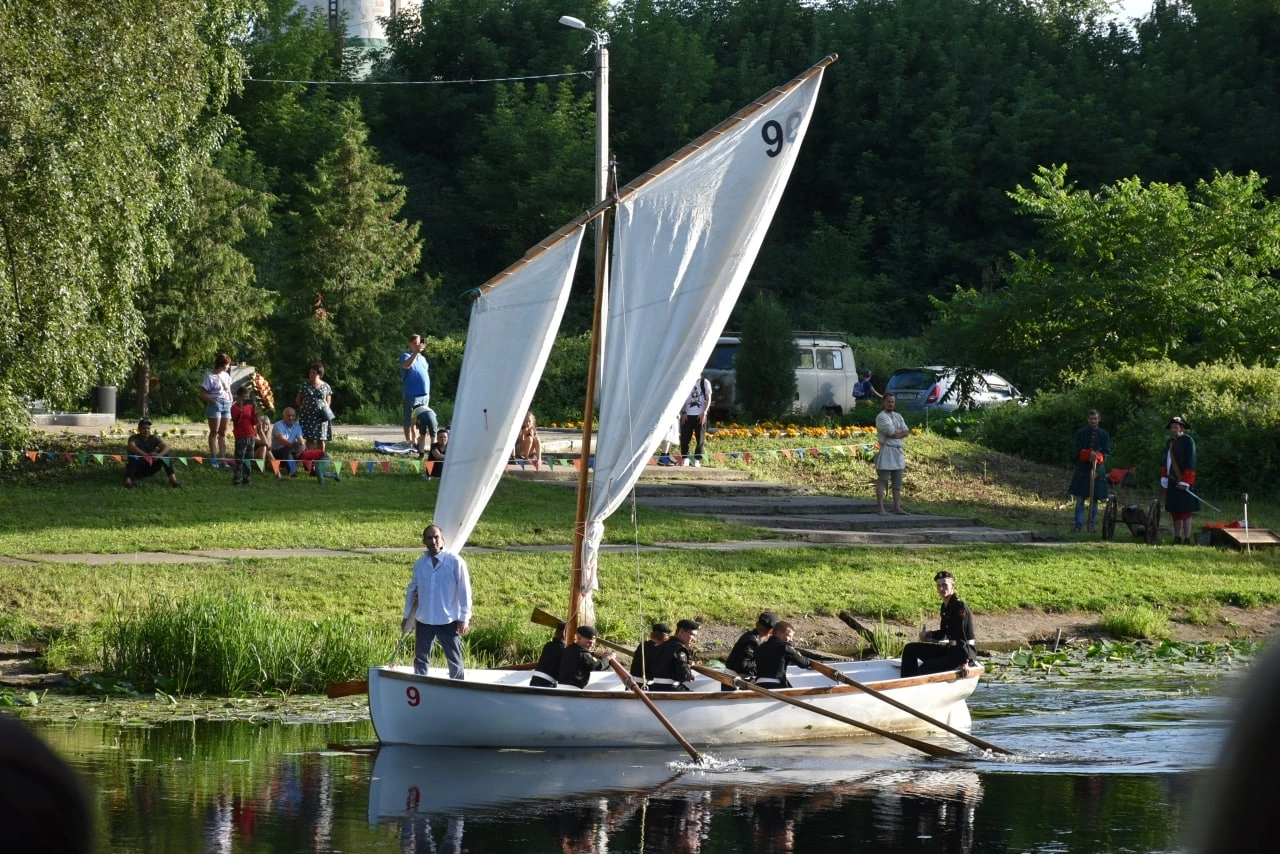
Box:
[722,610,779,691]
[629,622,671,687]
[755,621,812,688]
[557,625,614,689]
[900,570,978,678]
[649,619,699,691]
[530,621,566,687]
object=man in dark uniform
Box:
[650,619,699,691]
[530,621,566,688]
[1162,415,1200,544]
[557,625,614,689]
[755,621,813,688]
[629,622,671,688]
[900,570,978,678]
[722,611,778,690]
[1069,409,1110,532]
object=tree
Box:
[0,0,255,443]
[735,292,797,422]
[275,103,423,410]
[134,136,274,417]
[930,164,1280,390]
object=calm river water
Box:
[17,667,1244,853]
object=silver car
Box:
[884,367,1024,412]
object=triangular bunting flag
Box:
[193,456,204,465]
[112,454,122,462]
[781,449,793,460]
[365,461,375,474]
[349,460,359,475]
[381,460,391,474]
[75,453,87,464]
[93,454,104,464]
[175,456,188,466]
[26,451,37,462]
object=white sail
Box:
[432,225,585,551]
[577,66,830,616]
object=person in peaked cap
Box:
[558,625,614,689]
[650,620,700,690]
[723,611,780,689]
[629,622,671,687]
[900,570,978,678]
[1162,415,1200,544]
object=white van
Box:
[704,334,858,420]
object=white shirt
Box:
[681,378,712,416]
[875,410,908,470]
[403,550,473,626]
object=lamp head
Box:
[559,15,586,29]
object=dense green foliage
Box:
[735,293,798,421]
[932,167,1280,390]
[8,0,1280,441]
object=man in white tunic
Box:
[875,393,910,515]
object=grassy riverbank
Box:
[4,427,1279,694]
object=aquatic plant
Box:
[1099,604,1171,640]
[100,592,395,695]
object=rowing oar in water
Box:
[324,631,413,699]
[689,664,963,758]
[531,608,704,762]
[806,659,1013,756]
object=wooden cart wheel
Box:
[1145,498,1163,546]
[1102,496,1118,541]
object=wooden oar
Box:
[607,658,703,763]
[533,607,703,761]
[690,664,961,758]
[807,659,1012,756]
[325,631,413,699]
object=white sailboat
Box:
[367,55,983,749]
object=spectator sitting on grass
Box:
[124,418,180,489]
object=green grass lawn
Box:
[5,427,1280,654]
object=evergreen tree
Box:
[736,293,797,422]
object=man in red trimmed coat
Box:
[1161,415,1200,544]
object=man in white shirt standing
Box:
[402,525,473,679]
[679,375,713,467]
[875,393,911,515]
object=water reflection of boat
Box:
[371,742,983,853]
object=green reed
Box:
[100,592,395,695]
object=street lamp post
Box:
[557,15,609,210]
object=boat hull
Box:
[368,660,979,748]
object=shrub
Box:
[736,293,797,422]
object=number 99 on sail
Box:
[761,111,804,157]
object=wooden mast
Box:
[567,165,616,639]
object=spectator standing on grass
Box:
[199,352,232,466]
[853,369,882,404]
[271,407,305,477]
[1162,415,1201,545]
[679,376,712,467]
[401,335,431,445]
[900,570,977,678]
[875,393,910,515]
[124,418,181,489]
[230,384,257,485]
[402,525,472,679]
[296,362,333,453]
[1069,409,1111,532]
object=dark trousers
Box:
[272,446,298,475]
[679,417,706,460]
[413,620,465,679]
[900,643,969,678]
[125,456,173,480]
[233,436,254,483]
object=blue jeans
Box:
[1074,495,1099,530]
[413,620,465,679]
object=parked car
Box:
[884,367,1024,412]
[704,334,858,420]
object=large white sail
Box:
[432,225,585,551]
[577,63,831,619]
